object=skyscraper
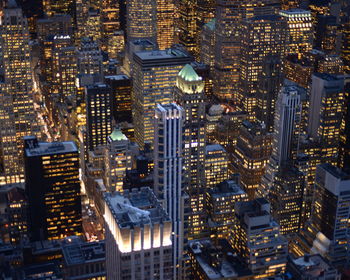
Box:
[103,128,132,192]
[132,49,192,149]
[308,74,345,165]
[153,103,186,278]
[24,136,82,241]
[77,38,103,76]
[85,84,113,152]
[260,82,303,197]
[0,1,37,184]
[105,75,132,124]
[104,188,173,279]
[213,0,280,101]
[232,120,273,199]
[302,164,350,268]
[339,78,350,172]
[206,179,248,239]
[156,0,175,49]
[174,64,206,239]
[269,165,305,235]
[231,198,288,277]
[204,144,228,188]
[239,15,287,129]
[43,0,75,16]
[126,0,157,44]
[199,19,216,73]
[280,9,313,59]
[51,35,77,101]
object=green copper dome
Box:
[205,18,216,31]
[178,64,202,82]
[109,128,127,141]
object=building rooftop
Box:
[135,49,188,60]
[109,128,128,142]
[319,163,350,180]
[62,239,105,266]
[289,254,338,278]
[280,9,311,16]
[178,64,202,82]
[206,144,226,154]
[208,180,246,199]
[133,48,192,67]
[105,74,130,81]
[189,239,252,279]
[156,103,183,113]
[104,188,170,229]
[24,136,77,157]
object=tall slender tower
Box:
[174,64,206,240]
[154,103,186,279]
[259,82,302,197]
[0,1,37,184]
[156,0,175,49]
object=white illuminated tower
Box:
[104,188,173,280]
[0,0,37,184]
[154,103,186,278]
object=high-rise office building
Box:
[153,103,186,279]
[77,38,103,76]
[156,0,175,49]
[0,183,27,244]
[132,49,192,149]
[43,0,75,16]
[302,164,350,268]
[103,128,132,192]
[126,0,157,44]
[308,74,346,165]
[36,14,73,42]
[101,0,120,51]
[104,188,173,279]
[260,82,303,197]
[204,144,228,188]
[231,198,288,277]
[24,136,82,242]
[199,19,216,73]
[281,0,302,10]
[107,30,125,59]
[174,64,206,240]
[342,19,350,73]
[239,15,287,129]
[85,9,102,43]
[280,9,313,59]
[315,15,342,54]
[16,0,44,33]
[105,75,132,124]
[339,78,350,172]
[85,84,113,152]
[232,121,273,199]
[51,35,77,101]
[269,165,305,235]
[0,2,37,184]
[213,0,280,101]
[178,0,198,57]
[206,179,248,239]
